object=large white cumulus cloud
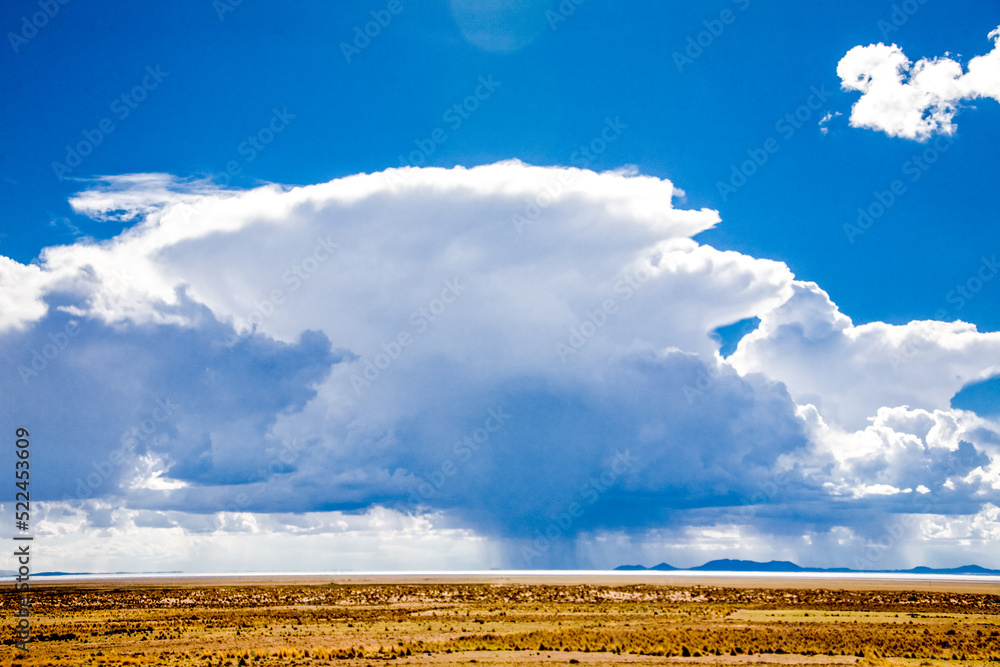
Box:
[2,162,999,571]
[729,282,1000,429]
[837,27,1000,140]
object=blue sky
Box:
[1,1,999,572]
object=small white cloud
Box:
[856,483,903,497]
[837,27,1000,140]
[817,111,842,135]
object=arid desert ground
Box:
[3,575,999,667]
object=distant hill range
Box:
[4,563,998,577]
[615,559,1000,575]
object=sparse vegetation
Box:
[1,583,998,665]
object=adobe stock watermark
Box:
[7,0,72,54]
[843,133,956,244]
[340,0,404,64]
[511,169,575,235]
[683,363,725,405]
[212,0,244,21]
[209,107,296,186]
[17,269,133,385]
[521,449,637,565]
[350,277,467,394]
[68,398,180,501]
[672,0,751,73]
[511,117,628,234]
[939,254,999,314]
[185,435,311,561]
[384,75,501,189]
[12,426,32,653]
[167,106,295,220]
[223,235,339,344]
[546,0,586,31]
[223,436,309,513]
[849,480,948,571]
[556,264,651,362]
[17,320,80,385]
[889,254,999,371]
[51,65,170,181]
[405,407,512,505]
[717,466,791,541]
[716,83,832,201]
[569,116,628,169]
[877,0,930,39]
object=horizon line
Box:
[8,569,1000,584]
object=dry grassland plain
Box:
[2,576,999,667]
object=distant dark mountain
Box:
[615,560,1000,575]
[899,565,1000,575]
[616,562,678,571]
[650,562,678,571]
[691,559,804,572]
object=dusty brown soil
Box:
[33,574,1000,594]
[2,579,998,666]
